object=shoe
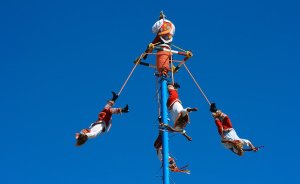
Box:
[173,82,180,89]
[210,103,218,112]
[121,104,129,113]
[111,91,118,102]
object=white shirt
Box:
[169,101,184,123]
[222,129,252,153]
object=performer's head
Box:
[75,133,88,146]
[233,140,244,156]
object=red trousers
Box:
[215,116,233,135]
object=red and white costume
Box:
[83,101,122,139]
[167,85,190,131]
[151,19,175,74]
[153,131,190,174]
[153,132,175,163]
[153,132,164,161]
[214,112,253,154]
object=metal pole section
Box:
[160,77,170,184]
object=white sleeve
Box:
[241,139,252,147]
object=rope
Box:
[155,75,161,117]
[145,52,158,55]
[117,55,142,96]
[183,64,211,106]
[171,43,187,52]
[170,54,175,85]
[169,60,183,63]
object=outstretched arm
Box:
[248,141,256,150]
[247,142,258,152]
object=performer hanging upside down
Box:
[154,130,190,174]
[143,11,176,75]
[162,82,197,141]
[75,92,129,146]
[210,103,258,156]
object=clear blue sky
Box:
[1,0,299,183]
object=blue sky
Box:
[0,0,299,183]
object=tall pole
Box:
[160,76,170,184]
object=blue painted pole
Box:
[160,77,170,184]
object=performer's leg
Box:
[222,116,233,129]
[214,118,224,136]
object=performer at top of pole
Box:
[75,92,129,146]
[151,11,175,44]
[143,11,176,76]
